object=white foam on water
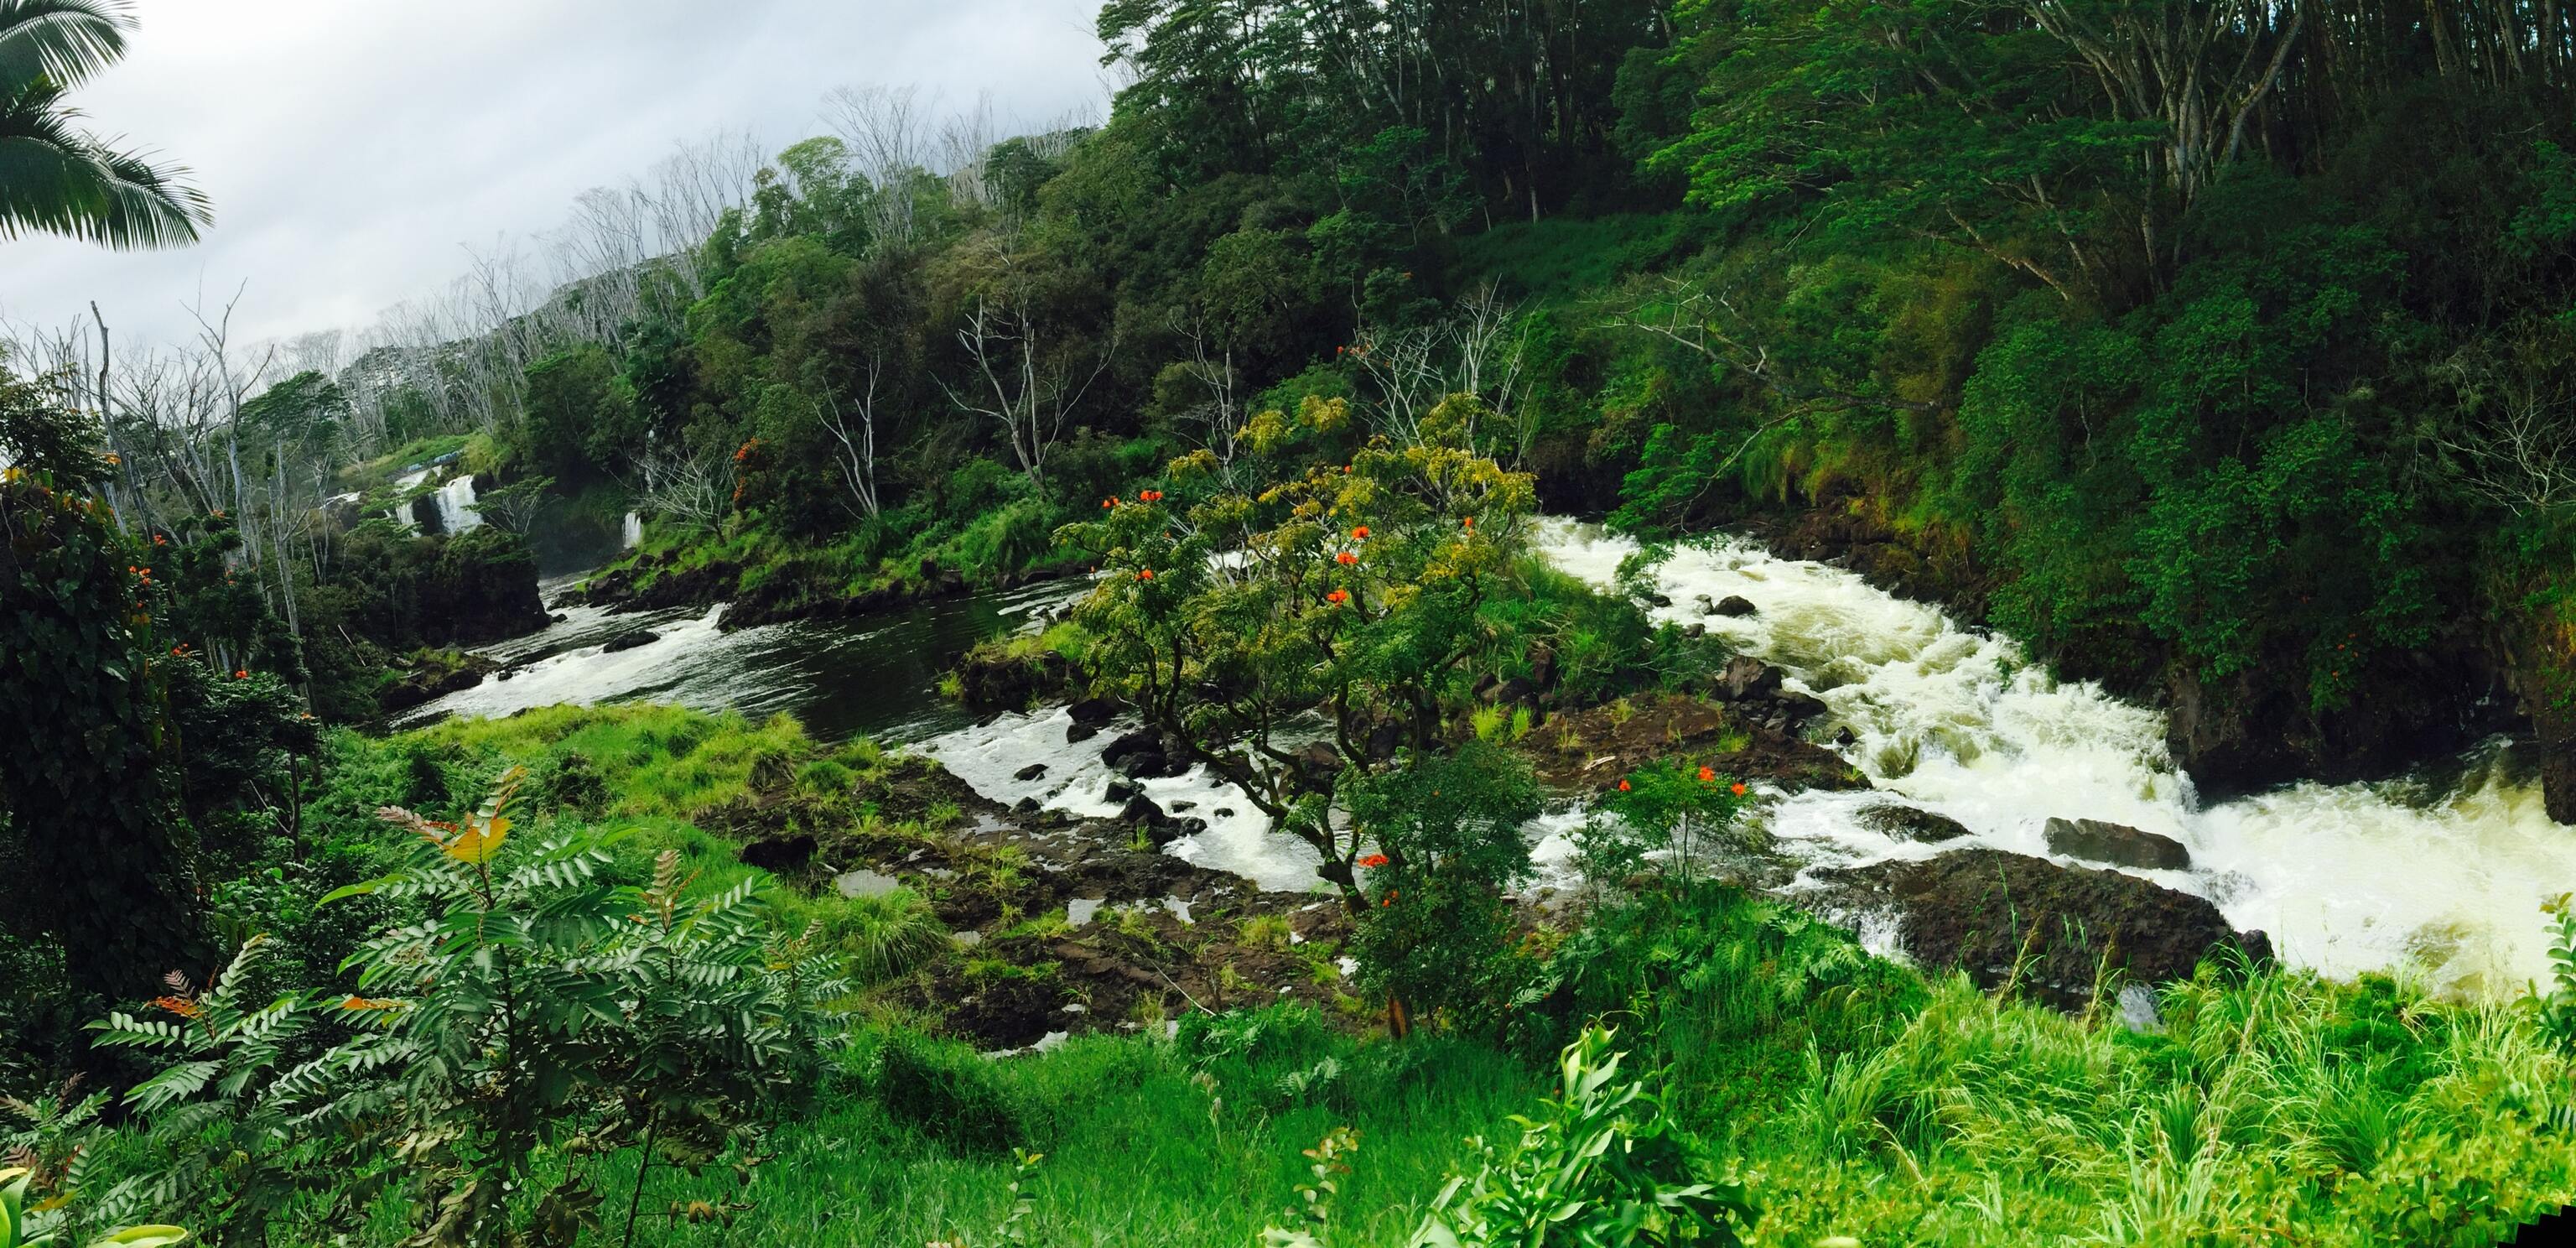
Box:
[916,707,1327,892]
[392,604,735,727]
[1530,518,2576,996]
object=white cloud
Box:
[2,0,1107,351]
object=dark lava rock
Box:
[2044,817,2191,871]
[1643,591,1673,607]
[1014,797,1042,814]
[1114,794,1187,848]
[1101,729,1161,769]
[376,654,497,715]
[1067,696,1120,727]
[1213,808,1236,819]
[737,833,818,873]
[1014,763,1049,783]
[599,629,659,654]
[1858,804,1973,843]
[1168,800,1197,813]
[1713,595,1758,618]
[1716,656,1784,702]
[1104,777,1140,803]
[1807,848,2270,1011]
[1834,726,1858,746]
[1067,721,1101,745]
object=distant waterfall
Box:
[621,511,643,548]
[433,475,481,534]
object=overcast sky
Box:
[2,0,1108,352]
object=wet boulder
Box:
[2043,817,2190,871]
[1713,595,1758,618]
[1013,763,1049,783]
[1100,729,1162,769]
[599,629,659,654]
[1715,656,1784,702]
[1067,697,1120,727]
[1805,848,2269,1011]
[1858,804,1972,844]
[1067,721,1101,745]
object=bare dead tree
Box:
[816,358,885,520]
[825,84,935,252]
[941,292,1117,491]
[2434,351,2576,515]
[629,441,733,534]
[1348,282,1534,462]
[937,91,1001,213]
[1169,309,1248,478]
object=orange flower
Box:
[152,995,200,1019]
[234,670,248,679]
[1337,551,1357,565]
[1351,526,1369,539]
[1358,853,1389,868]
[1326,589,1349,605]
[1617,779,1630,792]
[1462,516,1473,528]
[1343,465,1352,474]
[1731,782,1748,796]
[1137,569,1156,581]
[1697,766,1716,783]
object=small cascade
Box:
[621,510,643,548]
[432,475,480,534]
[387,468,433,533]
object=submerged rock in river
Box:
[2044,817,2191,871]
[1805,848,2271,1011]
[1857,803,1972,843]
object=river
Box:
[395,522,2576,996]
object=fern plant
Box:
[85,937,330,1242]
[87,767,843,1247]
[311,766,836,1245]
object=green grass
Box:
[68,707,2576,1245]
[608,1013,1536,1247]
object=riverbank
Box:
[273,707,2576,1245]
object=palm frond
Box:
[0,81,207,247]
[0,0,130,92]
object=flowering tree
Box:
[1578,759,1757,886]
[1058,391,1540,912]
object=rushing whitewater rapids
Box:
[1531,520,2576,997]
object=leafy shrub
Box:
[1345,745,1543,1035]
